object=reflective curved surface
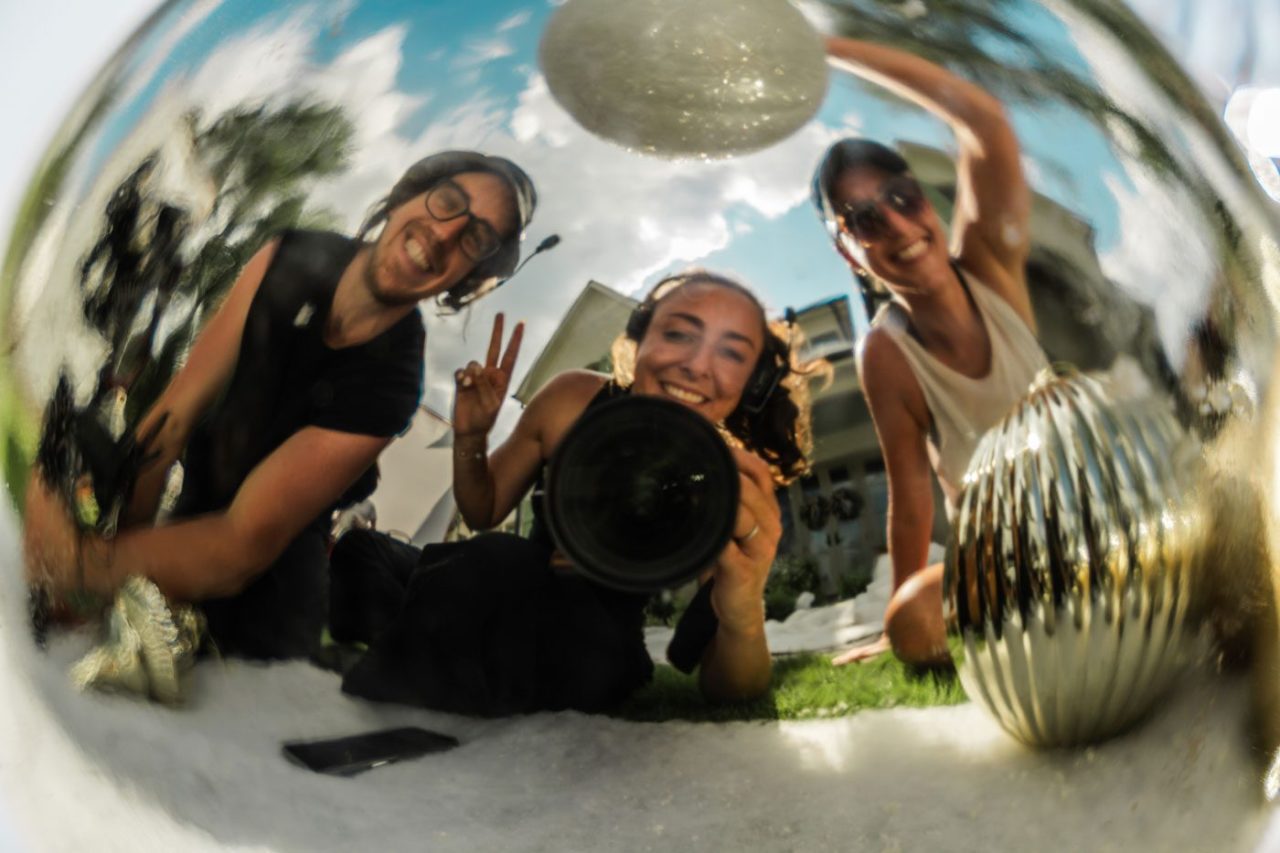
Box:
[945,367,1202,747]
[541,0,828,157]
[2,0,1280,848]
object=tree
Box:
[122,100,355,423]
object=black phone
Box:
[282,726,460,777]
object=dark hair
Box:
[811,138,910,321]
[610,270,827,484]
[358,150,537,312]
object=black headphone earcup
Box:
[625,305,651,341]
[741,353,786,414]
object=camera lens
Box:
[545,396,740,591]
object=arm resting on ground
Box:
[80,425,390,601]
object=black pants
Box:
[200,524,330,660]
[331,530,654,716]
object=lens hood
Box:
[543,395,739,592]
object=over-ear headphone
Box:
[741,312,792,414]
[624,298,794,415]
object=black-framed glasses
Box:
[837,175,927,243]
[425,179,504,263]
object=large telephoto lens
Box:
[544,396,740,592]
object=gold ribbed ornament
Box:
[70,576,206,705]
[944,366,1203,747]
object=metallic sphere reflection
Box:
[945,366,1202,747]
[2,0,1280,848]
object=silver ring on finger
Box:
[737,523,761,544]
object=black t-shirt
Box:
[178,230,424,517]
[177,229,425,658]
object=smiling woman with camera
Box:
[330,270,823,715]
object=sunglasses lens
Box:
[839,176,927,242]
[845,204,887,241]
[885,178,925,216]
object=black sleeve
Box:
[309,315,425,438]
[666,579,720,674]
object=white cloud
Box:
[1121,0,1279,100]
[178,10,317,118]
[453,38,515,68]
[115,0,225,108]
[1097,168,1214,371]
[497,10,532,33]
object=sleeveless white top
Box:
[869,268,1048,514]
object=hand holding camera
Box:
[709,446,781,636]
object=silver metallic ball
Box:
[944,366,1205,748]
[539,0,829,158]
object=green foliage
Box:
[763,553,823,622]
[177,100,356,313]
[119,101,356,424]
[614,651,965,723]
[3,99,356,504]
[0,89,117,498]
[836,560,873,600]
[644,589,679,626]
[195,102,354,230]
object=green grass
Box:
[1,371,38,509]
[613,651,967,723]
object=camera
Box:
[542,395,740,592]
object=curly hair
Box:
[357,150,537,312]
[609,270,829,485]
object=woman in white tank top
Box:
[812,37,1046,666]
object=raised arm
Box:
[451,313,531,529]
[124,239,280,524]
[825,36,1034,325]
[451,315,604,530]
[454,370,605,530]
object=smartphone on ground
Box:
[282,726,460,776]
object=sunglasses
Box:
[837,175,928,243]
[425,179,504,263]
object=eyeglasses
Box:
[837,175,927,243]
[425,179,504,263]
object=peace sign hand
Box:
[452,313,524,440]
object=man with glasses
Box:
[810,39,1047,667]
[25,151,538,660]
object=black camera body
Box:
[542,395,740,592]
